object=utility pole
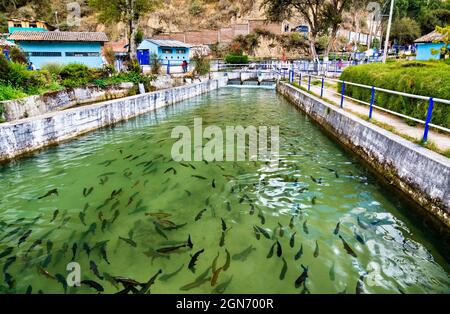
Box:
[382,0,395,63]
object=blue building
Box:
[8,31,109,69]
[415,31,446,61]
[137,39,191,68]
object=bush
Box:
[0,54,9,82]
[338,61,450,128]
[41,63,65,78]
[9,47,28,64]
[150,54,161,74]
[60,63,93,88]
[0,85,27,101]
[225,54,249,64]
[191,53,210,76]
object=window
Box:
[14,23,22,28]
[162,48,172,54]
[66,52,100,57]
[176,48,186,54]
[28,52,62,57]
[29,23,37,28]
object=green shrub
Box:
[0,85,27,101]
[41,63,65,78]
[0,54,10,82]
[60,63,93,88]
[338,61,450,128]
[225,54,249,64]
[9,47,28,64]
[150,54,161,74]
[192,53,210,76]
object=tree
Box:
[9,47,28,64]
[262,0,363,60]
[88,0,161,58]
[432,25,450,59]
[390,17,421,45]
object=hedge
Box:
[338,61,450,128]
[225,54,249,64]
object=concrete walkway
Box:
[302,82,450,153]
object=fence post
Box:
[308,75,311,91]
[422,97,434,143]
[369,86,375,119]
[299,72,302,87]
[320,77,324,98]
[340,81,345,108]
[167,60,170,74]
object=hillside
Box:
[1,0,266,40]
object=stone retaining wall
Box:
[277,81,450,227]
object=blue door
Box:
[137,50,149,65]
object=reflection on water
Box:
[0,88,449,294]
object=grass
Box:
[288,81,450,158]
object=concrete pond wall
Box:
[0,77,228,162]
[0,83,135,122]
[277,81,450,228]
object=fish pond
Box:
[0,88,449,294]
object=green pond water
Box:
[0,88,449,294]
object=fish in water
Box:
[289,216,295,229]
[303,220,309,234]
[212,179,216,188]
[119,236,137,248]
[184,190,192,197]
[157,235,193,254]
[83,243,91,257]
[333,221,340,235]
[42,254,52,268]
[191,175,207,180]
[3,256,16,273]
[357,216,370,230]
[154,223,168,240]
[180,266,211,290]
[267,242,275,258]
[86,223,97,235]
[219,231,225,247]
[290,232,296,248]
[253,226,260,240]
[146,211,172,219]
[50,209,59,222]
[139,269,163,294]
[4,272,15,289]
[26,285,32,294]
[339,235,357,257]
[232,245,256,261]
[79,212,86,226]
[313,240,319,258]
[329,262,335,281]
[276,240,282,257]
[354,231,365,245]
[213,275,233,294]
[100,245,110,264]
[258,209,265,225]
[211,266,223,286]
[295,244,303,260]
[223,249,231,271]
[164,167,177,175]
[111,209,120,223]
[254,225,270,239]
[310,176,322,184]
[46,240,53,255]
[101,219,108,233]
[226,202,231,212]
[188,249,205,273]
[0,247,14,259]
[159,264,185,282]
[18,230,32,247]
[279,257,288,280]
[71,243,77,261]
[55,273,68,293]
[311,196,317,205]
[81,279,104,293]
[195,209,207,221]
[277,222,284,237]
[221,218,227,231]
[356,275,365,294]
[26,239,42,256]
[38,188,58,199]
[90,261,104,280]
[295,265,309,288]
[249,204,255,215]
[37,266,55,280]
